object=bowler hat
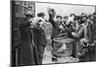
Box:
[24,11,33,17]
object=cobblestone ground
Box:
[42,45,79,64]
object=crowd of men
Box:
[12,8,96,66]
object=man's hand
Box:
[48,8,56,19]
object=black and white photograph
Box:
[11,0,96,67]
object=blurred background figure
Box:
[63,16,68,26]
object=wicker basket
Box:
[53,38,74,57]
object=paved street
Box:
[42,45,79,64]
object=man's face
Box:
[66,21,70,25]
[71,15,75,19]
[90,20,94,25]
[63,17,68,22]
[90,16,94,20]
[56,17,62,22]
[26,16,32,21]
[41,14,45,19]
[82,17,86,22]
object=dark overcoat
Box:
[18,19,35,66]
[33,26,46,65]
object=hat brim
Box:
[25,14,33,17]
